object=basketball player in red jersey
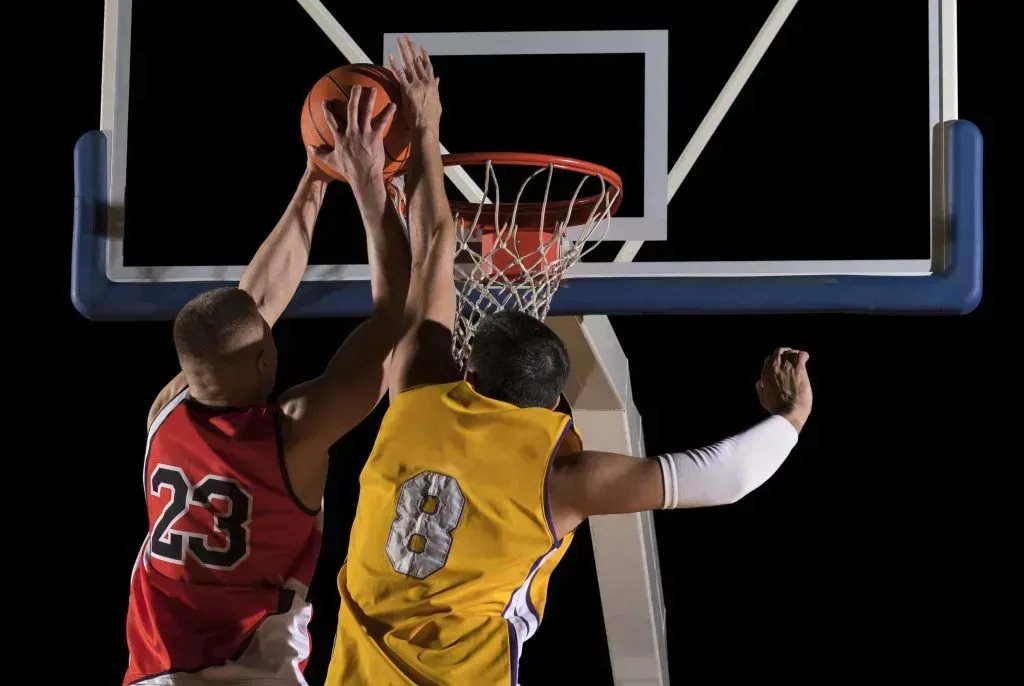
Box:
[123,86,409,685]
[328,37,813,684]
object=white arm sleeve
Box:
[655,415,799,509]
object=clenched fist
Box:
[756,348,812,431]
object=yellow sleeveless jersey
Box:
[326,381,581,686]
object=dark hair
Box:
[465,311,570,409]
[172,287,262,365]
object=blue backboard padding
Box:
[72,122,982,320]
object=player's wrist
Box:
[778,403,810,433]
[351,177,389,225]
[350,173,387,199]
[411,122,441,141]
[304,160,332,185]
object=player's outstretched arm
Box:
[239,163,331,326]
[146,139,333,429]
[386,36,461,399]
[547,349,813,540]
[277,87,411,501]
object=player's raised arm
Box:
[146,135,334,430]
[276,87,411,504]
[547,348,813,540]
[239,162,331,327]
[386,37,461,398]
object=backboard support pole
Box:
[548,316,669,685]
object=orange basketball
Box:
[300,64,411,182]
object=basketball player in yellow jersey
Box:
[327,36,814,686]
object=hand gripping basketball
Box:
[307,86,397,186]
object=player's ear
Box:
[255,347,271,377]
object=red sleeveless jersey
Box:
[124,388,323,685]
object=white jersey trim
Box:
[133,387,189,585]
[503,545,561,669]
[142,387,190,493]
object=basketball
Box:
[301,64,411,182]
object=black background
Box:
[52,2,1006,683]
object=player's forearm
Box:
[403,127,456,324]
[656,414,800,508]
[351,178,410,316]
[405,127,453,259]
[239,167,328,326]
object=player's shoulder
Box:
[146,372,189,433]
[391,380,464,408]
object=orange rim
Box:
[392,152,623,228]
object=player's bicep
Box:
[547,451,664,539]
[147,372,188,431]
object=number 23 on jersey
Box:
[149,463,253,571]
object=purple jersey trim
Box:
[543,420,575,545]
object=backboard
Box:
[72,0,982,321]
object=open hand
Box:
[388,36,442,132]
[756,348,812,429]
[308,85,397,187]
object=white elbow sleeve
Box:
[655,415,799,509]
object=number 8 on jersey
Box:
[386,471,466,579]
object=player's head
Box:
[172,287,277,404]
[464,311,570,410]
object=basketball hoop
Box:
[389,152,622,366]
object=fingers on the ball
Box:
[371,102,397,134]
[347,86,363,133]
[322,100,341,134]
[307,144,325,161]
[359,87,378,131]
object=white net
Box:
[393,159,619,367]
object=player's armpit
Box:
[276,314,399,508]
[147,371,188,432]
[547,451,665,540]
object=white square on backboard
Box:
[384,31,669,241]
